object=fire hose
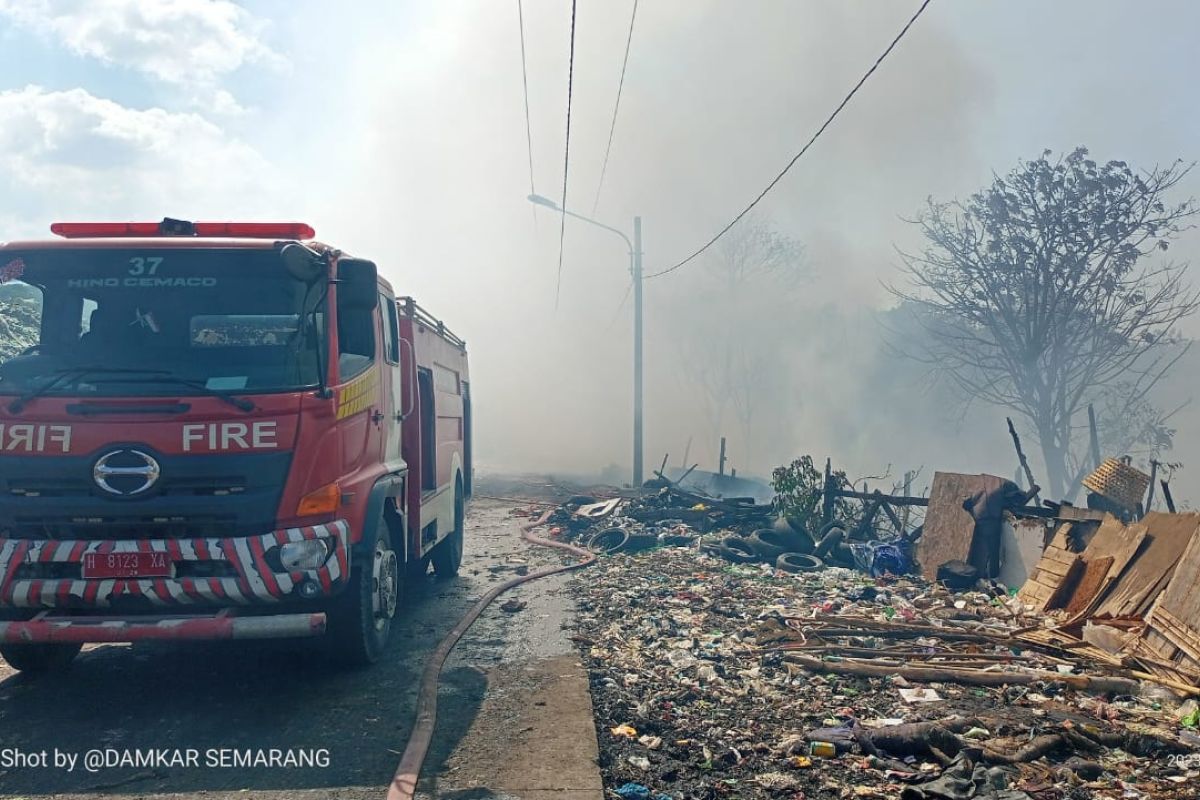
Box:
[386,509,596,800]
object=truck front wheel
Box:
[0,642,82,674]
[328,515,400,665]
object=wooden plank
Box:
[1040,547,1080,567]
[1055,505,1108,522]
[1138,620,1200,682]
[1046,523,1074,551]
[1035,558,1075,578]
[1021,579,1057,603]
[917,472,1004,580]
[1022,587,1054,606]
[1083,516,1148,581]
[1046,558,1087,611]
[1064,556,1114,615]
[1154,608,1200,658]
[1056,517,1149,631]
[1143,521,1200,668]
[1018,523,1079,610]
[1096,512,1200,620]
[1030,573,1064,589]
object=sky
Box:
[0,0,1198,501]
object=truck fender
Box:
[353,471,409,565]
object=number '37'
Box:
[128,257,163,276]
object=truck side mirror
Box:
[337,258,378,309]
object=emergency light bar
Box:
[50,220,316,240]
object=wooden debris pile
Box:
[1017,511,1200,690]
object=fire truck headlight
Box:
[275,539,333,571]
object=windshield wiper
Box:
[87,373,257,413]
[7,366,165,414]
[7,368,256,414]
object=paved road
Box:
[0,499,602,800]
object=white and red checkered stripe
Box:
[0,520,349,609]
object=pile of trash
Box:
[544,485,913,579]
[556,499,1200,799]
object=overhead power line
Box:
[517,0,537,202]
[645,0,934,280]
[555,0,579,307]
[592,0,639,215]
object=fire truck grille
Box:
[7,476,249,498]
[0,451,292,541]
[5,515,251,541]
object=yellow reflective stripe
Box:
[336,368,379,420]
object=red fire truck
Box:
[0,220,472,671]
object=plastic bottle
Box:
[809,741,837,758]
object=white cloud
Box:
[0,0,282,96]
[0,85,270,220]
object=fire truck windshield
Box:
[0,248,326,398]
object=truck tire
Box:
[328,512,400,665]
[0,643,82,673]
[432,482,465,579]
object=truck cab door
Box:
[379,294,404,469]
[332,259,382,477]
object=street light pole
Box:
[528,194,644,486]
[632,216,643,486]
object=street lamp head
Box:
[527,193,559,210]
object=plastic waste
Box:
[667,650,698,670]
[808,741,837,758]
[1178,698,1200,728]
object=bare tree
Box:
[675,215,806,469]
[708,214,807,292]
[892,148,1199,498]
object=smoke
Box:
[293,1,1200,503]
[297,0,998,480]
[3,0,1199,503]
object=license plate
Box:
[82,551,173,579]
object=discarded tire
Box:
[661,534,698,547]
[718,536,758,564]
[936,559,978,590]
[624,533,660,552]
[747,529,789,561]
[588,527,658,554]
[776,553,824,573]
[814,525,846,560]
[773,516,816,554]
[588,527,629,553]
